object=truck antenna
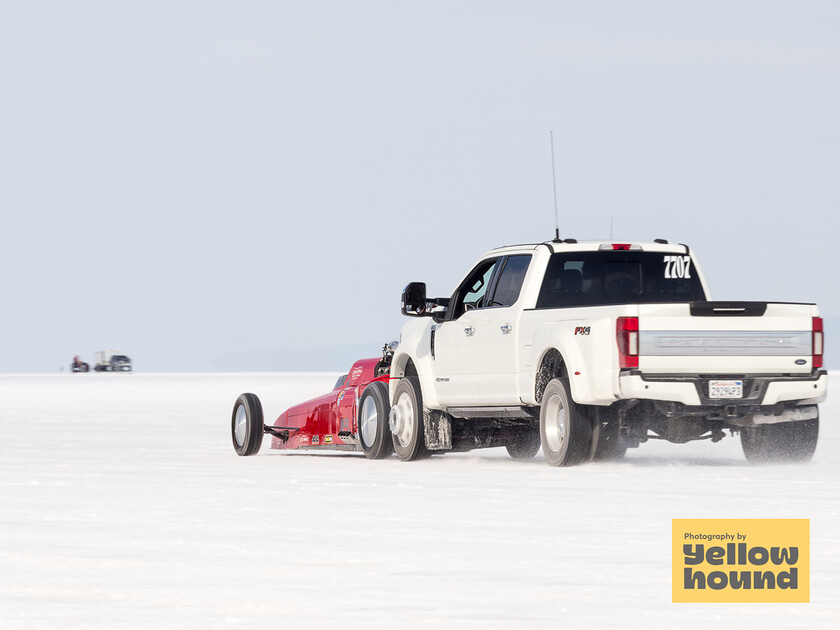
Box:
[550,131,560,241]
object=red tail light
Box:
[813,317,823,369]
[617,317,639,368]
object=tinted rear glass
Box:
[536,251,706,308]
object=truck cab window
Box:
[489,255,531,307]
[450,259,498,319]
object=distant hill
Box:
[213,342,390,373]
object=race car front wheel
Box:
[232,393,264,456]
[359,381,394,459]
[389,377,428,461]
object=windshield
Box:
[536,251,707,308]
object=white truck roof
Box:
[488,240,691,255]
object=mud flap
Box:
[424,409,452,450]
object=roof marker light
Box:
[599,243,642,251]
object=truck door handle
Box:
[464,326,475,336]
[500,324,512,334]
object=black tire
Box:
[389,377,428,461]
[506,425,541,459]
[539,378,592,467]
[358,381,393,459]
[231,393,264,456]
[741,413,819,463]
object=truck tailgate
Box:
[636,302,818,375]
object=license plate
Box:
[709,380,743,399]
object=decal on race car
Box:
[312,436,320,445]
[324,435,333,444]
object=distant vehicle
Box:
[94,350,132,372]
[71,356,89,373]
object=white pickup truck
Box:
[387,239,827,466]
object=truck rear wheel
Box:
[741,413,819,463]
[231,393,264,456]
[540,378,591,466]
[389,378,428,461]
[359,381,393,459]
[506,426,541,460]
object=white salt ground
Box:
[0,372,837,629]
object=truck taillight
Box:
[813,317,823,369]
[617,317,639,369]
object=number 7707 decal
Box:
[664,255,692,279]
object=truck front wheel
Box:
[741,413,819,463]
[389,378,428,461]
[540,378,591,466]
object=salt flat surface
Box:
[1,372,837,629]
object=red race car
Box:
[231,343,396,459]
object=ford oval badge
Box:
[795,359,807,365]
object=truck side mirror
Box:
[401,282,427,316]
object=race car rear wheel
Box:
[232,393,264,456]
[539,378,591,467]
[359,381,393,459]
[741,413,819,463]
[389,377,428,461]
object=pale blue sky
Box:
[1,1,838,371]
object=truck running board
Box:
[446,406,534,419]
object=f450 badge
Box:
[574,326,591,336]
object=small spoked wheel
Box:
[231,393,264,456]
[358,381,393,459]
[539,378,591,467]
[389,378,427,461]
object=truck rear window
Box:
[536,251,707,308]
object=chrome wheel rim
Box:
[234,404,247,446]
[543,392,566,453]
[360,395,378,447]
[389,391,415,448]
